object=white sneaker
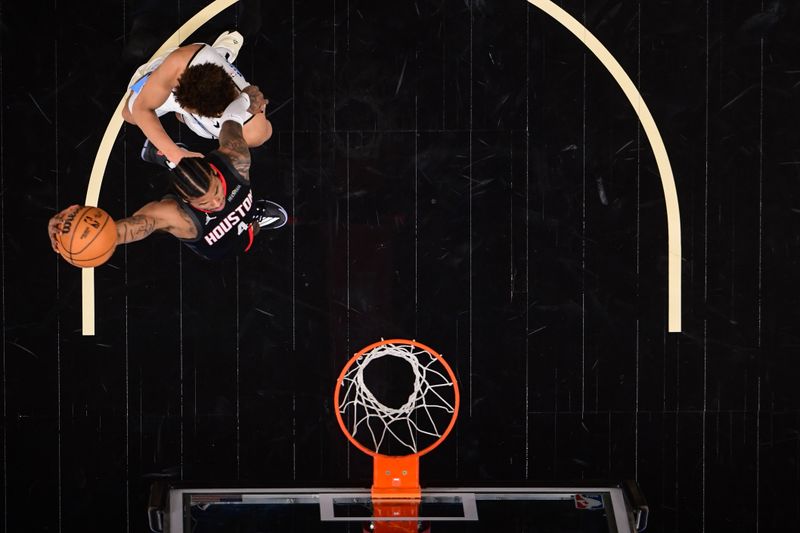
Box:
[212,30,244,63]
[252,200,288,230]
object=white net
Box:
[338,342,457,456]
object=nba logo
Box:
[574,494,604,510]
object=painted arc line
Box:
[528,0,682,332]
[81,0,240,335]
[82,0,681,333]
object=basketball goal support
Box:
[373,455,421,498]
[335,339,459,533]
[372,456,421,533]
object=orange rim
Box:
[334,338,460,458]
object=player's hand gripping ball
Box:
[49,205,117,267]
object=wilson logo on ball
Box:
[57,206,117,268]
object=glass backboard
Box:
[149,481,648,533]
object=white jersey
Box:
[127,44,252,139]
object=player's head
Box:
[170,157,226,212]
[173,63,239,117]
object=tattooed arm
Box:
[116,199,198,244]
[217,120,252,181]
[47,200,196,254]
[116,215,159,244]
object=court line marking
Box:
[81,0,239,335]
[528,0,682,332]
[83,0,681,333]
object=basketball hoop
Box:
[335,339,460,533]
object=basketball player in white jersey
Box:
[122,31,273,166]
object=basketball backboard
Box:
[148,481,648,532]
[147,342,649,532]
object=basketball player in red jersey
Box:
[48,92,287,261]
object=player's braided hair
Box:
[174,62,239,117]
[170,157,214,200]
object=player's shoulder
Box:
[163,43,206,68]
[138,196,184,219]
[143,44,205,88]
[157,196,184,209]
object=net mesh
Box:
[338,342,457,455]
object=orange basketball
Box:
[56,206,117,268]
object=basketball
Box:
[56,206,117,268]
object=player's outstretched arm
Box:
[128,47,204,165]
[116,199,198,244]
[47,200,194,253]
